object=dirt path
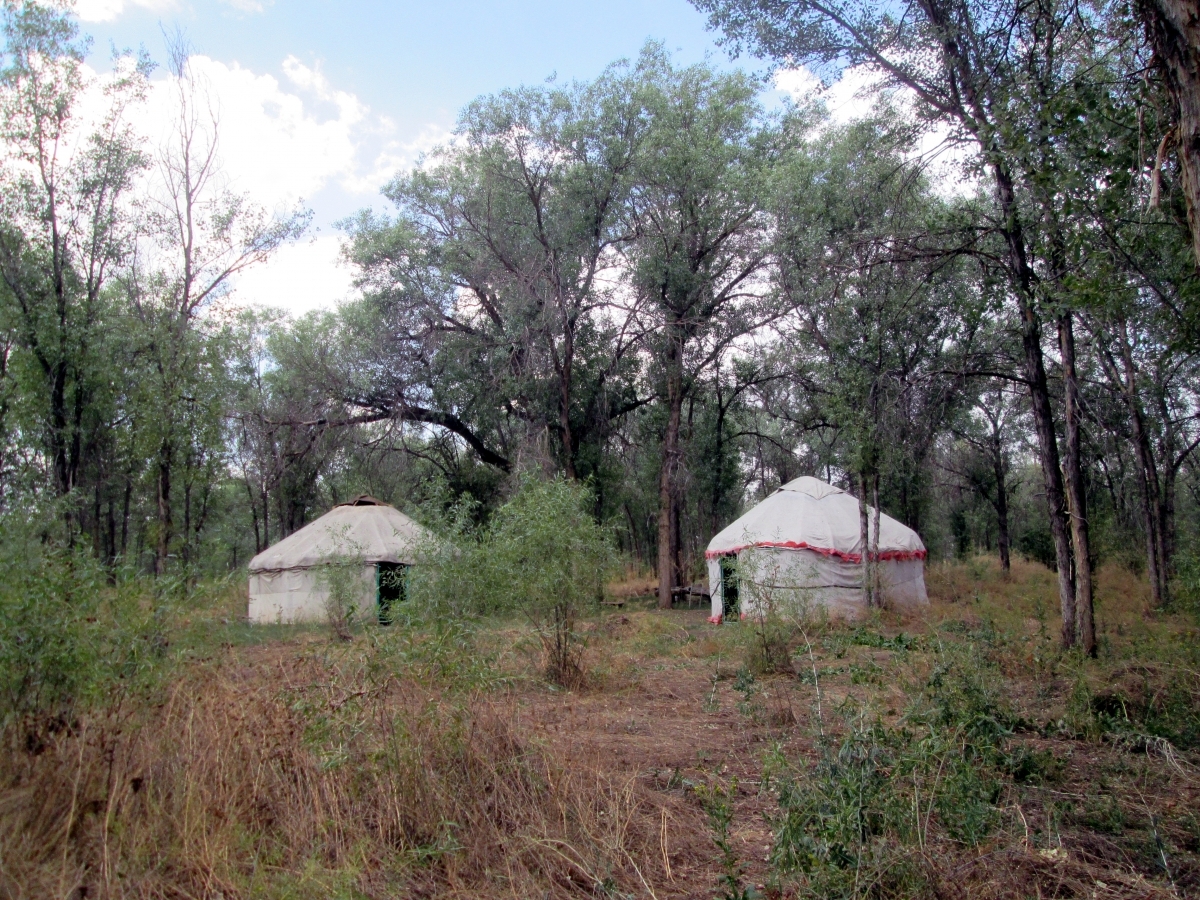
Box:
[509,612,814,895]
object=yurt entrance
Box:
[719,557,739,620]
[376,563,408,625]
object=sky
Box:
[70,0,883,314]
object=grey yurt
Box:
[248,495,431,624]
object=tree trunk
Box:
[1058,313,1095,655]
[120,476,131,557]
[1118,322,1169,606]
[558,330,577,480]
[245,477,262,554]
[1138,0,1200,267]
[673,491,684,591]
[871,473,882,604]
[156,440,173,576]
[858,471,872,607]
[183,479,192,569]
[657,333,684,609]
[92,482,103,559]
[261,489,270,549]
[105,495,116,567]
[991,163,1077,647]
[991,439,1011,572]
[1157,391,1180,586]
[1162,453,1178,580]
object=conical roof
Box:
[706,476,925,562]
[248,497,431,572]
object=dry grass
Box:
[0,644,707,899]
[2,554,1198,899]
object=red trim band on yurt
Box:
[705,540,927,563]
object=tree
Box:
[769,112,975,604]
[341,53,655,480]
[1135,0,1200,268]
[0,1,148,523]
[125,37,306,573]
[692,0,1102,650]
[623,50,778,608]
[945,382,1026,571]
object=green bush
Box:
[769,647,1020,897]
[0,515,167,729]
[410,477,614,686]
[1172,542,1200,619]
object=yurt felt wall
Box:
[705,477,928,623]
[248,565,376,624]
[247,496,430,625]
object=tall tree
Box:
[343,53,653,478]
[126,38,305,573]
[692,0,1102,650]
[0,1,148,521]
[770,112,974,604]
[624,51,777,607]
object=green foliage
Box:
[770,646,1027,896]
[1172,542,1200,619]
[368,622,503,694]
[0,513,168,727]
[696,778,758,900]
[411,477,614,686]
[1063,666,1200,751]
[313,527,370,641]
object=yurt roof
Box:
[706,476,926,562]
[248,496,431,572]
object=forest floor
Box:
[3,556,1199,899]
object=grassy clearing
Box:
[2,555,1198,898]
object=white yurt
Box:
[248,495,431,624]
[705,476,928,623]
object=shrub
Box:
[1067,664,1200,751]
[1173,541,1200,618]
[0,514,167,731]
[314,532,369,642]
[769,646,1020,897]
[410,477,614,687]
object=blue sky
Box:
[85,0,745,136]
[70,0,844,311]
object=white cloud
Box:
[119,54,447,211]
[342,120,454,194]
[75,0,265,21]
[229,233,355,314]
[67,52,448,312]
[220,0,270,12]
[775,64,978,197]
[775,64,883,124]
[75,0,175,22]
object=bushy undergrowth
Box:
[411,477,614,686]
[0,630,690,899]
[767,644,1049,898]
[0,516,170,732]
[1065,663,1200,751]
[4,547,1197,898]
[1173,542,1200,619]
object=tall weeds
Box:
[0,639,686,899]
[767,645,1030,898]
